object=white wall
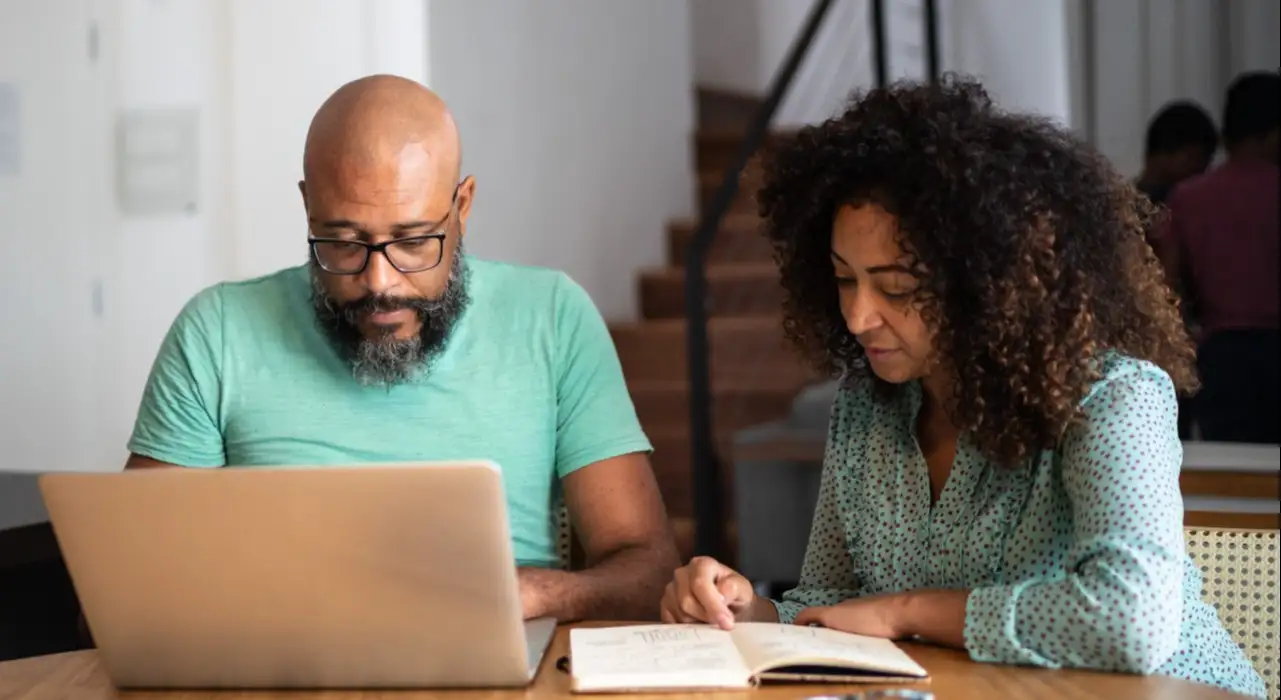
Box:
[0,0,111,474]
[99,0,228,468]
[691,0,773,96]
[1091,0,1228,177]
[690,0,882,126]
[938,0,1072,126]
[0,0,428,474]
[773,0,874,128]
[428,0,696,321]
[1229,0,1281,76]
[227,0,428,282]
[692,0,1279,178]
[692,0,1074,129]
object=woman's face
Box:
[830,202,935,384]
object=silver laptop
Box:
[38,461,556,689]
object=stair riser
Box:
[639,275,784,319]
[632,388,799,436]
[665,517,738,567]
[697,137,740,176]
[649,432,737,520]
[670,517,695,564]
[667,228,775,267]
[696,135,783,176]
[651,435,693,519]
[612,330,814,386]
[696,88,762,132]
[699,180,758,215]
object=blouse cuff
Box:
[964,583,1058,668]
[770,599,805,624]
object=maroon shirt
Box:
[1157,159,1279,334]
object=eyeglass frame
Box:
[306,182,461,275]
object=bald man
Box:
[124,75,679,622]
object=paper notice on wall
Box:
[0,83,18,176]
[116,108,199,216]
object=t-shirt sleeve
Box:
[126,287,227,467]
[552,274,652,478]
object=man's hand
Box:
[659,556,771,629]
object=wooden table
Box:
[0,624,1251,700]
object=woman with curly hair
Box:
[659,77,1265,697]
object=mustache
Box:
[334,293,441,323]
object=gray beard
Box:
[309,248,470,387]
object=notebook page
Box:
[569,625,751,691]
[730,623,927,678]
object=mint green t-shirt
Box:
[127,257,652,567]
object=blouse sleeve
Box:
[964,364,1187,674]
[772,381,863,623]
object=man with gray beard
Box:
[123,75,679,623]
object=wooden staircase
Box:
[606,91,815,563]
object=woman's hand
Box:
[659,556,759,629]
[793,590,968,648]
[793,593,907,638]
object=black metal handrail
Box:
[871,0,888,88]
[683,0,939,561]
[924,0,940,83]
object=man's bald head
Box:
[302,74,461,196]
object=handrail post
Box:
[924,0,940,83]
[871,0,888,88]
[685,0,836,561]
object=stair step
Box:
[649,428,741,521]
[670,516,692,562]
[610,317,816,386]
[696,128,794,176]
[696,88,763,131]
[636,382,799,524]
[667,215,774,267]
[667,516,738,567]
[650,428,695,519]
[638,264,782,319]
[630,380,801,435]
[698,170,760,215]
[669,516,695,563]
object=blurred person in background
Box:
[1135,100,1219,207]
[1157,70,1279,444]
[1135,100,1218,438]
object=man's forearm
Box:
[520,542,677,622]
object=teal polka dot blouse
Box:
[770,354,1265,698]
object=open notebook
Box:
[567,623,929,692]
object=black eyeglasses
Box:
[307,184,459,275]
[308,232,447,275]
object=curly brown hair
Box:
[757,76,1198,467]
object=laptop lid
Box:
[39,462,538,688]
